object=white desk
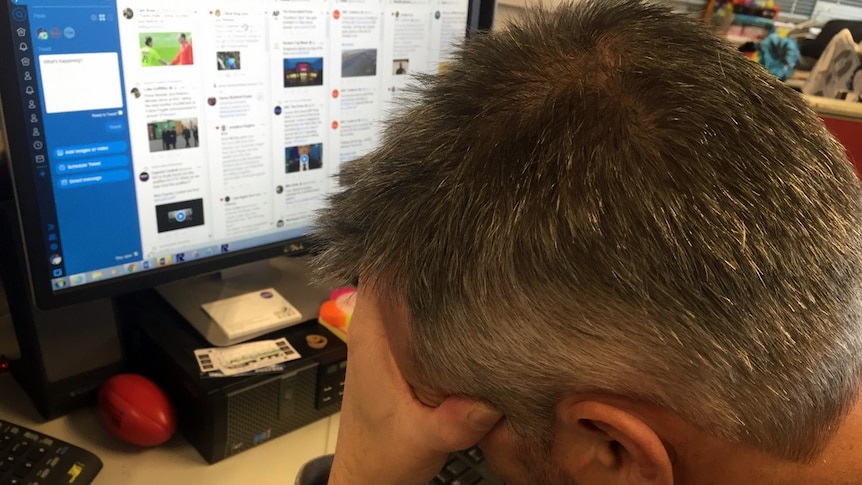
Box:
[0,373,340,484]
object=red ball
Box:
[97,373,177,447]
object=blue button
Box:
[54,141,128,160]
[56,169,131,189]
[105,120,125,133]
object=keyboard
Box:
[427,446,504,485]
[0,419,102,485]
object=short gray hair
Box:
[312,0,862,462]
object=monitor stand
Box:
[156,256,331,347]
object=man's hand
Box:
[328,287,502,485]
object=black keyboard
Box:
[0,419,102,485]
[427,446,504,485]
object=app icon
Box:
[49,254,62,265]
[37,28,48,40]
[167,208,192,223]
[52,268,63,277]
[142,260,150,269]
[127,263,137,273]
[220,244,229,253]
[69,274,86,286]
[53,279,67,290]
[157,255,172,267]
[175,253,185,263]
[91,271,103,281]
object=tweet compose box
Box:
[39,52,123,114]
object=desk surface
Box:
[0,374,340,484]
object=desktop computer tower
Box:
[0,157,126,419]
[118,289,346,464]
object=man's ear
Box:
[554,399,673,485]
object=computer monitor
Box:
[0,0,494,311]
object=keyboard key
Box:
[12,460,34,478]
[27,446,47,462]
[451,470,481,485]
[466,447,484,463]
[445,459,469,477]
[0,457,14,472]
[11,441,31,456]
[435,468,453,482]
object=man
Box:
[309,1,862,484]
[140,36,167,67]
[286,145,322,172]
[171,33,193,66]
[160,126,170,151]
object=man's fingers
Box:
[419,397,504,452]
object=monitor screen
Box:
[0,0,478,309]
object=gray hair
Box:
[312,0,862,462]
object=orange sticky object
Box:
[318,287,356,342]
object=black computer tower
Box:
[118,290,346,464]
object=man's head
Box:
[144,36,152,47]
[178,33,187,44]
[313,0,862,482]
